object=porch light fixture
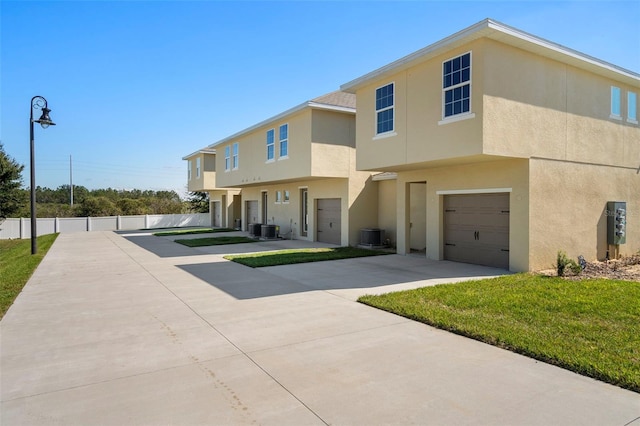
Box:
[30,95,56,254]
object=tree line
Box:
[1,143,208,218]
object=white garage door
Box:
[443,193,509,269]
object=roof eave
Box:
[209,101,355,148]
[340,18,639,93]
[182,148,216,160]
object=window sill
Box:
[265,159,275,164]
[610,114,622,121]
[627,119,638,125]
[278,156,289,161]
[438,112,475,125]
[373,131,397,141]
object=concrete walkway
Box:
[1,231,638,425]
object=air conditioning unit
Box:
[361,228,385,246]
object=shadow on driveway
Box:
[177,254,510,300]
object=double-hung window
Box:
[196,157,201,178]
[376,83,394,134]
[188,160,192,180]
[611,86,622,119]
[232,143,239,169]
[628,91,637,123]
[443,52,471,119]
[224,146,230,171]
[266,129,275,161]
[279,124,288,158]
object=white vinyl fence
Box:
[0,213,211,240]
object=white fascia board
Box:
[182,148,216,160]
[308,102,356,114]
[209,101,355,148]
[341,18,639,93]
[372,172,398,181]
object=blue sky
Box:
[2,1,639,196]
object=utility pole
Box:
[70,155,74,206]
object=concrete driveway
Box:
[1,231,638,425]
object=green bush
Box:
[557,250,582,276]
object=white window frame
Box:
[440,51,474,125]
[627,91,638,124]
[188,160,192,180]
[266,129,275,162]
[275,190,282,204]
[196,157,201,178]
[610,86,622,120]
[224,146,230,172]
[283,190,290,204]
[232,143,239,170]
[375,82,395,136]
[279,123,289,159]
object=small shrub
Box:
[557,250,582,276]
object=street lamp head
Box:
[36,107,56,129]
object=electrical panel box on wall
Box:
[607,201,627,245]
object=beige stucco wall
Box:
[482,39,640,167]
[354,39,486,172]
[392,159,530,272]
[215,108,358,188]
[207,189,240,228]
[215,109,312,188]
[234,168,376,246]
[529,158,639,270]
[237,179,347,244]
[185,153,218,192]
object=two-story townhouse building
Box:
[209,91,378,245]
[341,18,639,272]
[182,148,241,228]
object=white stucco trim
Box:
[438,112,476,126]
[436,188,512,195]
[373,131,398,140]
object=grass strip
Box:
[358,274,640,393]
[175,236,257,247]
[0,234,59,319]
[225,246,389,267]
[154,228,234,236]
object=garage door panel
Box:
[317,198,341,245]
[444,193,509,269]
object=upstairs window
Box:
[628,91,637,123]
[232,143,239,170]
[187,160,192,180]
[611,86,621,119]
[279,124,288,157]
[266,129,275,161]
[443,52,471,118]
[224,146,230,171]
[376,83,394,134]
[196,157,201,178]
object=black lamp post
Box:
[30,96,56,255]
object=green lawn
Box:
[225,246,390,267]
[358,274,640,392]
[175,236,257,247]
[154,228,234,236]
[0,234,58,319]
